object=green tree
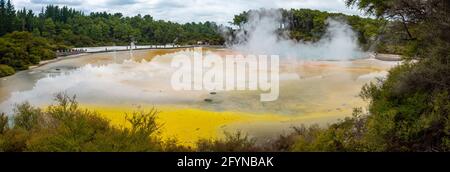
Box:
[0,0,6,35]
[42,18,55,37]
[4,0,16,33]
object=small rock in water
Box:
[55,68,60,71]
[210,92,217,95]
[204,99,213,102]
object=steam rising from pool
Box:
[0,51,210,114]
[227,9,365,60]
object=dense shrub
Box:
[196,131,261,152]
[0,32,56,71]
[0,93,169,152]
[359,59,450,151]
[0,64,15,77]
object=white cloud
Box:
[30,0,84,5]
[13,0,363,25]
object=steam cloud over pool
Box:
[227,9,365,60]
[0,50,204,114]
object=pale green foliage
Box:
[0,93,176,152]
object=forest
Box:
[0,0,224,46]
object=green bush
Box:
[196,131,260,152]
[0,32,56,71]
[0,64,15,77]
[0,114,8,134]
[360,59,450,151]
[0,93,170,152]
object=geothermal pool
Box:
[0,48,400,146]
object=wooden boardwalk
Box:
[56,45,225,57]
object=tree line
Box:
[0,0,225,46]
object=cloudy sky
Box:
[14,0,364,25]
